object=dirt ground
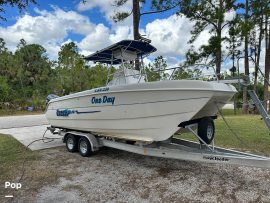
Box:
[3,146,270,203]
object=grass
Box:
[177,109,270,155]
[0,134,39,181]
[0,109,44,117]
[218,108,243,116]
[0,134,74,202]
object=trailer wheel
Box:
[66,134,78,152]
[198,117,215,144]
[78,137,92,157]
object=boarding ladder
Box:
[248,90,270,131]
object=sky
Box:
[0,0,251,73]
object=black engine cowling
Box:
[46,94,59,106]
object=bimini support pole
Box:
[106,52,114,85]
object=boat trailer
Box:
[53,127,270,169]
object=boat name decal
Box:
[203,156,229,162]
[94,87,109,92]
[91,96,115,105]
[56,109,101,117]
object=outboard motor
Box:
[46,94,59,106]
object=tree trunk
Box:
[215,33,222,79]
[133,0,140,40]
[133,0,140,70]
[232,41,237,115]
[232,30,236,77]
[242,0,249,114]
[264,48,270,111]
[265,22,270,112]
[215,1,222,79]
[254,17,263,92]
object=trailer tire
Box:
[78,137,92,157]
[198,117,215,144]
[65,134,78,152]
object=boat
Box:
[45,40,237,143]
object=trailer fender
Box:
[62,131,99,152]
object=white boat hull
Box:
[46,80,236,141]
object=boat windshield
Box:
[107,68,145,86]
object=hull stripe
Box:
[52,96,210,110]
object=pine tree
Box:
[178,0,237,79]
[113,0,180,40]
[0,0,37,21]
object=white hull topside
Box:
[46,80,236,142]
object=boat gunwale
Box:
[47,96,211,110]
[48,87,236,104]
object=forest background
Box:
[0,0,270,113]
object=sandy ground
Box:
[5,146,270,203]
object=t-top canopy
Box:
[84,40,157,64]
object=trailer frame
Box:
[54,126,270,169]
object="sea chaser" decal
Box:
[94,87,109,92]
[91,95,115,105]
[203,156,229,162]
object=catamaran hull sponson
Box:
[46,80,236,142]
